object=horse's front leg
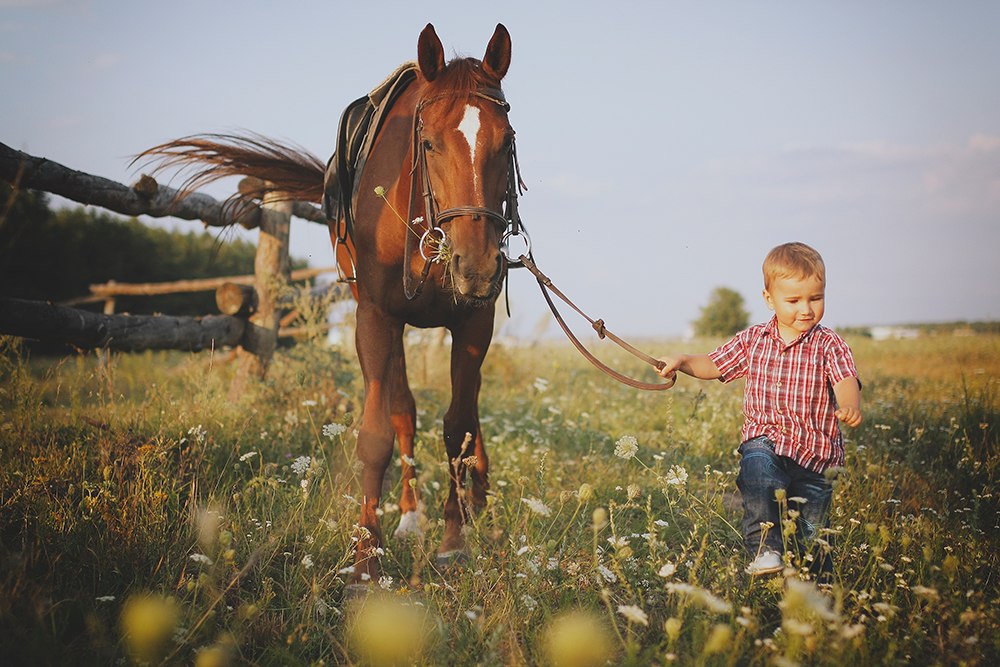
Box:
[352,306,404,584]
[390,343,424,539]
[439,309,494,558]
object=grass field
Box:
[1,329,997,666]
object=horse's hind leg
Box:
[389,348,424,539]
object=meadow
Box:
[0,327,997,666]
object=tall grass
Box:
[0,331,997,665]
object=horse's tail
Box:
[133,132,326,204]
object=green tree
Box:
[0,182,304,316]
[693,286,749,337]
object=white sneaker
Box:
[746,550,783,575]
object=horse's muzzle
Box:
[452,252,504,303]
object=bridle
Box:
[403,87,528,299]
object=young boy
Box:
[657,242,862,576]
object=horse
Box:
[139,23,518,584]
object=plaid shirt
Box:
[709,318,860,472]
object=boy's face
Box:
[763,273,826,341]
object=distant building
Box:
[870,326,920,341]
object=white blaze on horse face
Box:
[457,104,482,192]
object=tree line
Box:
[1,182,305,317]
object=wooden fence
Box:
[0,140,345,384]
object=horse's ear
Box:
[418,23,446,82]
[482,23,511,81]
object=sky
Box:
[3,0,999,340]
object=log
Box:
[234,193,292,384]
[84,266,338,298]
[0,297,245,351]
[216,282,256,316]
[0,141,325,228]
[218,281,346,318]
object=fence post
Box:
[231,189,292,395]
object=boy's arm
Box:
[656,353,721,380]
[833,377,863,427]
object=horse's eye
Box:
[422,139,434,152]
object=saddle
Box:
[323,62,419,255]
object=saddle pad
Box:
[323,62,419,243]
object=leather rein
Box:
[518,255,676,391]
[402,85,674,391]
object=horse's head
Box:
[414,23,513,305]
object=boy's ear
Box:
[762,289,773,310]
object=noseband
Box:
[404,87,527,299]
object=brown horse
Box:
[140,24,517,583]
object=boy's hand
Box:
[835,406,863,427]
[655,356,679,380]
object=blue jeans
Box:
[736,436,833,559]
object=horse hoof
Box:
[393,511,426,539]
[435,550,469,569]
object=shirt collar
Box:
[763,316,820,348]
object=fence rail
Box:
[1,142,343,386]
[0,140,324,228]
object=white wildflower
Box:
[617,604,649,626]
[521,497,552,517]
[96,595,116,603]
[597,564,617,583]
[322,423,347,438]
[533,377,549,392]
[239,451,258,462]
[301,554,314,569]
[666,582,731,614]
[614,435,639,460]
[189,553,213,566]
[301,399,318,407]
[664,465,688,486]
[291,455,311,477]
[658,562,677,578]
[522,594,538,611]
[379,576,394,590]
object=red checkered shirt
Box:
[709,318,860,472]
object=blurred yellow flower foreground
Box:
[543,610,614,667]
[120,594,179,664]
[349,596,433,667]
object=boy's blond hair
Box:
[763,242,826,289]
